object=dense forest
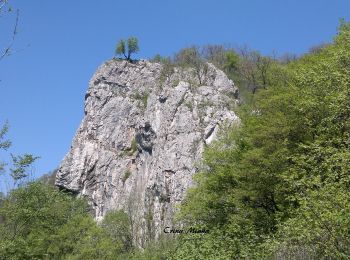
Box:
[1,21,350,259]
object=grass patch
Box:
[122,170,132,183]
[130,137,137,153]
[184,101,193,112]
[131,91,149,109]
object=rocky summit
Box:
[55,59,239,246]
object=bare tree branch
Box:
[0,8,19,61]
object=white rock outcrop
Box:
[55,59,239,246]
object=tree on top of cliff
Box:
[115,37,139,61]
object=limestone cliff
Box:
[55,59,239,246]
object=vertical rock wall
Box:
[55,59,239,246]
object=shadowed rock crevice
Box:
[135,122,156,154]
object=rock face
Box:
[55,59,239,246]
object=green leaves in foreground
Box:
[0,182,133,260]
[171,20,350,259]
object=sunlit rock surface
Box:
[55,59,239,246]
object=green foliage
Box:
[174,46,201,68]
[115,39,126,58]
[224,50,240,73]
[121,137,138,157]
[0,122,11,174]
[115,37,139,61]
[172,20,350,258]
[151,54,171,64]
[122,170,131,183]
[174,46,209,85]
[2,20,350,260]
[141,92,149,108]
[151,54,162,62]
[154,44,286,101]
[0,182,89,259]
[0,122,11,150]
[234,47,279,95]
[202,44,227,68]
[0,122,39,188]
[130,137,137,153]
[127,37,139,59]
[265,184,350,259]
[171,226,265,260]
[10,153,39,183]
[101,210,133,253]
[184,101,193,112]
[131,91,149,109]
[129,235,178,260]
[0,182,135,259]
[159,57,175,84]
[47,215,120,260]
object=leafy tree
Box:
[151,54,171,64]
[128,235,178,260]
[0,182,89,259]
[266,185,350,259]
[0,181,136,259]
[202,44,227,68]
[48,214,121,260]
[101,209,133,253]
[174,46,209,85]
[235,47,275,94]
[115,37,139,61]
[224,50,240,73]
[0,181,140,259]
[174,20,350,258]
[174,46,200,67]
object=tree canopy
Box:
[167,20,350,259]
[0,182,135,259]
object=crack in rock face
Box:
[55,59,240,247]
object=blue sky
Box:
[1,0,350,183]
